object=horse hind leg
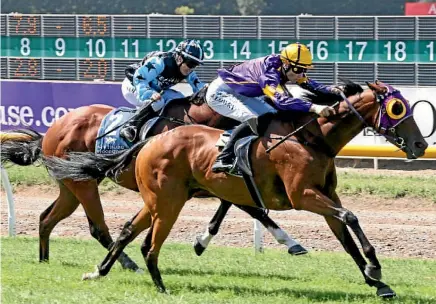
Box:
[39,181,80,262]
[193,199,232,256]
[83,207,152,280]
[62,179,139,271]
[234,204,308,255]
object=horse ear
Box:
[366,81,387,94]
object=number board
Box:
[9,57,41,79]
[1,14,435,85]
[2,37,435,63]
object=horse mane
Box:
[300,79,364,106]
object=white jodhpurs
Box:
[121,78,140,107]
[205,77,277,122]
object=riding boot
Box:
[120,104,153,142]
[211,120,254,173]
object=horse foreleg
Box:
[39,182,80,262]
[83,208,151,280]
[63,179,139,271]
[324,216,395,298]
[338,210,382,279]
[193,199,232,256]
[295,188,396,298]
[234,204,308,255]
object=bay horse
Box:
[43,80,427,298]
[0,87,309,269]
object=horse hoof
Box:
[82,266,101,281]
[135,268,145,275]
[193,237,206,256]
[288,244,308,256]
[377,285,396,298]
[365,264,382,281]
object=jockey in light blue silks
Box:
[120,39,205,142]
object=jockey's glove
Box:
[151,92,162,102]
[330,86,343,95]
[310,104,336,117]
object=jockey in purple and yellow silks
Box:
[206,42,341,173]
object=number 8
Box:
[20,38,31,56]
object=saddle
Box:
[216,131,267,209]
[215,131,258,178]
[95,107,155,155]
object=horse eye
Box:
[386,98,407,119]
[391,101,404,115]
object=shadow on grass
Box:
[161,267,309,282]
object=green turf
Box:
[1,237,435,304]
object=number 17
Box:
[345,41,367,61]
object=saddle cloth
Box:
[95,107,136,155]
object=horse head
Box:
[363,80,428,159]
[295,79,427,159]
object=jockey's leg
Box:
[212,120,253,173]
[121,89,185,142]
[120,103,154,142]
[206,79,276,173]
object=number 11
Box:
[426,41,434,62]
[122,39,139,58]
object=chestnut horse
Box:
[1,88,309,269]
[44,80,427,298]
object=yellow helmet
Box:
[280,43,313,68]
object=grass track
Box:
[1,237,435,304]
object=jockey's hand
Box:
[151,92,162,102]
[330,86,343,95]
[310,104,336,117]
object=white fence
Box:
[1,166,16,236]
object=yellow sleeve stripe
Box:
[263,84,284,98]
[224,80,258,85]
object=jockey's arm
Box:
[187,72,206,93]
[260,70,313,112]
[297,75,335,95]
[133,57,165,106]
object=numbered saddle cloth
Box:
[95,107,136,155]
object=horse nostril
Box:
[415,142,427,149]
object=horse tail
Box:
[42,140,148,181]
[1,129,43,166]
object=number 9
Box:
[55,38,65,57]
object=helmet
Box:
[175,39,204,65]
[280,43,313,68]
